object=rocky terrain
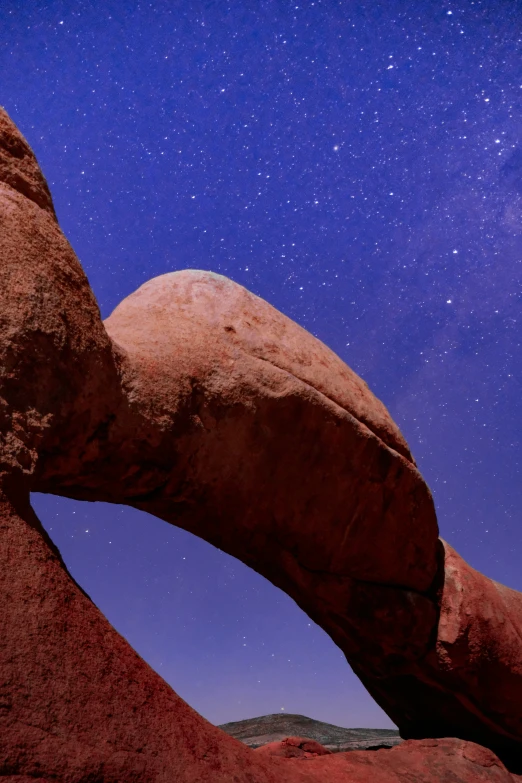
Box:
[219,713,403,752]
[1,104,522,781]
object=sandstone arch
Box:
[1,106,522,781]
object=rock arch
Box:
[1,106,522,781]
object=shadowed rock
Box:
[1,104,522,781]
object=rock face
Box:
[357,542,522,770]
[1,104,522,781]
[219,713,402,752]
[297,739,522,783]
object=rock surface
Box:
[355,542,522,771]
[219,713,402,752]
[254,736,333,758]
[298,739,522,782]
[1,104,522,781]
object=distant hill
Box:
[218,713,403,753]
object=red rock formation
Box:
[1,104,522,781]
[300,739,522,782]
[352,541,522,771]
[255,737,333,758]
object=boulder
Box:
[301,739,522,782]
[1,104,522,781]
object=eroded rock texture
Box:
[291,739,522,783]
[1,104,522,781]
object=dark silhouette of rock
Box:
[2,104,522,781]
[218,713,402,752]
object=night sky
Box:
[2,0,521,729]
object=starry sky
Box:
[2,0,521,730]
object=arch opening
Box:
[31,491,396,732]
